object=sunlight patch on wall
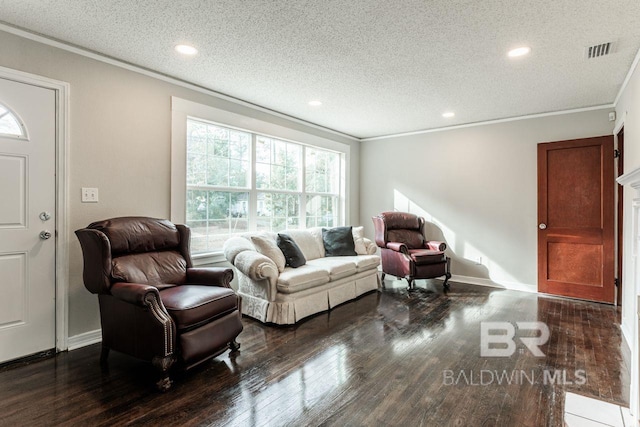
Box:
[393,189,529,290]
[393,189,456,250]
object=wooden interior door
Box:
[538,136,615,303]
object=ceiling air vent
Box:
[585,42,613,59]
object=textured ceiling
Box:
[1,0,639,139]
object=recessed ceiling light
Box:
[308,100,322,106]
[175,44,198,55]
[442,112,455,118]
[508,46,531,58]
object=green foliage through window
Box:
[186,119,342,254]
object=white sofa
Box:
[223,227,380,324]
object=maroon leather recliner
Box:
[372,212,451,290]
[75,216,243,391]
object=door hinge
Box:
[615,277,619,287]
[614,149,620,158]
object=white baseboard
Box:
[621,323,633,352]
[621,407,637,426]
[382,274,536,293]
[67,329,102,351]
[450,274,536,293]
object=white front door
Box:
[0,77,56,363]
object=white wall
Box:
[614,52,640,418]
[360,110,614,291]
[0,29,360,338]
[615,56,640,345]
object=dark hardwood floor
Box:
[0,281,629,426]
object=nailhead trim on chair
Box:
[144,293,173,356]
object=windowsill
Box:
[191,251,228,267]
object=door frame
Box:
[614,116,626,308]
[0,65,70,353]
[537,136,616,303]
[617,126,624,305]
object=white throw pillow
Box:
[352,226,367,255]
[283,229,325,261]
[251,234,286,273]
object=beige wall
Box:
[0,30,360,337]
[360,109,614,291]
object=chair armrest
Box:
[187,267,234,288]
[233,251,278,281]
[109,282,175,360]
[362,237,377,255]
[234,251,278,301]
[386,242,409,253]
[111,282,161,307]
[425,241,447,251]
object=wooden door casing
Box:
[538,136,615,303]
[616,128,624,305]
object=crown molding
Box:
[360,104,614,141]
[1,21,633,143]
[0,22,359,142]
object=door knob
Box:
[39,230,52,240]
[539,223,547,230]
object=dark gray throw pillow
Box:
[323,226,357,256]
[277,233,306,268]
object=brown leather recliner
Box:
[372,212,451,290]
[75,216,243,391]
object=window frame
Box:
[0,101,29,140]
[171,97,349,262]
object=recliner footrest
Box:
[408,249,446,265]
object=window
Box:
[185,118,344,254]
[255,135,302,232]
[0,103,26,138]
[186,120,251,253]
[305,147,340,228]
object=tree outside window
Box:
[186,119,342,254]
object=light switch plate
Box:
[81,187,99,203]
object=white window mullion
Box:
[248,133,257,231]
[187,184,250,192]
[301,145,307,228]
[205,189,211,252]
[340,153,346,225]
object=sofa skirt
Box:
[238,269,380,325]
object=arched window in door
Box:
[0,102,27,139]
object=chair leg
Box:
[443,257,452,291]
[380,272,386,288]
[406,277,414,290]
[152,355,175,392]
[443,273,451,291]
[100,346,110,365]
[229,340,241,353]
